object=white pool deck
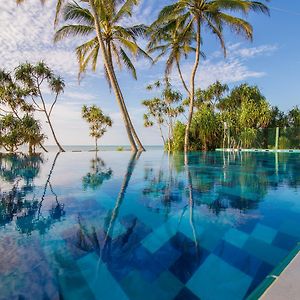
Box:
[260,252,300,300]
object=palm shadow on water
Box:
[0,152,65,234]
[75,152,141,256]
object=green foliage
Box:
[82,105,112,149]
[0,114,45,153]
[278,136,291,150]
[142,81,184,149]
[240,128,257,148]
[191,105,222,151]
[82,157,112,191]
[168,121,185,152]
[54,0,150,81]
[0,61,65,153]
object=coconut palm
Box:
[152,0,269,155]
[148,20,201,95]
[54,0,149,152]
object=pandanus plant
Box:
[150,0,270,155]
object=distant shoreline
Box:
[0,145,164,153]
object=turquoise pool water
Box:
[0,151,300,300]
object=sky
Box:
[0,0,299,146]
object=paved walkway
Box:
[261,252,300,300]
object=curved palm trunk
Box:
[38,152,60,218]
[176,59,190,95]
[39,143,48,153]
[184,18,201,159]
[89,0,142,152]
[106,45,145,152]
[46,112,65,152]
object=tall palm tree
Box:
[152,0,269,155]
[148,20,199,95]
[54,0,149,152]
[17,0,147,152]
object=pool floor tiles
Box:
[186,254,253,300]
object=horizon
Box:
[0,0,299,146]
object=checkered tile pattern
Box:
[1,152,300,300]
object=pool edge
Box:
[247,243,300,300]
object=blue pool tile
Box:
[130,245,166,282]
[236,217,259,234]
[141,218,178,253]
[152,239,181,270]
[174,287,200,300]
[199,225,228,252]
[280,220,300,238]
[121,270,183,300]
[170,244,209,284]
[243,237,288,266]
[272,232,299,251]
[223,228,249,248]
[245,261,274,297]
[251,223,277,244]
[187,254,252,300]
[77,253,128,300]
[213,240,263,277]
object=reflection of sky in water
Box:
[0,151,300,300]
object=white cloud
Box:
[0,0,85,76]
[229,43,278,59]
[169,43,276,89]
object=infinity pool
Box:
[0,151,300,300]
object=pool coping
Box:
[216,149,300,153]
[247,243,300,300]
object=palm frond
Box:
[54,25,94,42]
[119,48,137,79]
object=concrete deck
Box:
[261,252,300,300]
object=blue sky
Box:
[0,0,299,146]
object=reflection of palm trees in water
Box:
[74,152,141,277]
[185,153,199,253]
[0,152,65,233]
[37,152,65,222]
[143,152,199,251]
[82,151,113,191]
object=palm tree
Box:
[148,20,200,95]
[54,0,149,152]
[152,0,269,155]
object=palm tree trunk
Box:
[46,112,65,152]
[39,143,48,153]
[176,59,190,95]
[184,18,201,158]
[106,44,145,152]
[88,0,138,152]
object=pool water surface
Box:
[0,151,299,300]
